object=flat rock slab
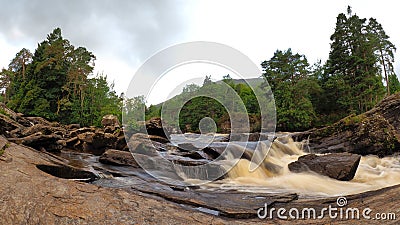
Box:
[0,136,233,225]
[288,153,361,181]
[2,135,400,224]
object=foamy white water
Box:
[172,134,400,197]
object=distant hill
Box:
[215,77,264,86]
[153,77,264,107]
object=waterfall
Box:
[200,135,400,197]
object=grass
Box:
[0,143,10,156]
[342,114,366,126]
[0,108,11,118]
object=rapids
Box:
[173,134,400,197]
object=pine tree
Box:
[367,18,398,95]
[262,49,318,131]
[6,28,120,126]
[324,7,385,116]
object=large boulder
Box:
[145,117,170,139]
[101,115,120,128]
[8,133,64,152]
[202,142,253,161]
[99,149,139,167]
[127,133,167,156]
[72,131,117,155]
[366,92,400,134]
[21,124,66,137]
[69,127,97,137]
[0,114,25,138]
[293,93,400,157]
[115,135,128,151]
[77,132,96,143]
[288,153,361,181]
[228,132,271,142]
[92,132,117,150]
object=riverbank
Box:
[1,136,399,224]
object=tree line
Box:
[0,28,122,127]
[145,7,400,132]
[1,7,399,131]
[262,6,400,130]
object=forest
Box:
[0,28,122,127]
[1,7,399,132]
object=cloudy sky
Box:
[1,0,399,104]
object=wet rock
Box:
[203,143,253,161]
[128,140,159,156]
[115,135,128,151]
[288,153,361,181]
[65,124,80,130]
[92,132,117,150]
[177,143,199,152]
[72,131,118,155]
[21,116,57,127]
[0,137,230,224]
[128,177,298,219]
[21,124,66,137]
[182,151,213,160]
[104,125,118,133]
[99,149,139,167]
[77,132,95,143]
[127,133,168,156]
[101,115,120,128]
[36,164,97,181]
[128,133,168,144]
[145,117,170,139]
[0,114,25,138]
[69,127,96,137]
[229,132,271,142]
[65,137,79,148]
[8,133,63,152]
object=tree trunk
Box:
[379,49,390,95]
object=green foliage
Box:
[322,7,392,119]
[0,108,10,117]
[0,143,10,156]
[4,28,122,127]
[148,77,263,133]
[123,95,146,133]
[389,74,400,94]
[341,114,366,126]
[135,7,398,132]
[145,104,161,120]
[179,96,227,132]
[262,48,318,131]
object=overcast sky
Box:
[1,0,399,104]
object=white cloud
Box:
[0,0,399,98]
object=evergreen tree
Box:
[367,18,398,95]
[262,49,318,131]
[6,28,121,126]
[324,7,386,117]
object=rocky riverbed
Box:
[1,93,400,224]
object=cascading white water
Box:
[171,134,400,197]
[213,135,400,197]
